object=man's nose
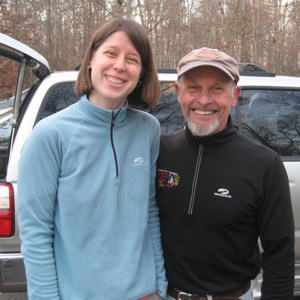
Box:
[197,91,212,105]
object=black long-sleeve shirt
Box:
[157,120,294,299]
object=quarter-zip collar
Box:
[184,116,237,215]
[79,94,128,124]
[185,116,237,146]
[79,95,127,179]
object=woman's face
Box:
[88,31,142,110]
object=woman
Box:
[18,18,167,300]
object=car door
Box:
[0,33,51,292]
[235,83,300,296]
[0,33,51,179]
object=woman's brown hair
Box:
[75,18,160,109]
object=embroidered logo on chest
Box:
[214,188,232,199]
[157,169,180,188]
[132,157,145,166]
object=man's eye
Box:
[189,86,198,91]
[214,87,223,91]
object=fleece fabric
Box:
[18,95,167,300]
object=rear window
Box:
[36,80,185,135]
[149,81,184,134]
[35,83,300,157]
[35,82,79,124]
[236,89,300,156]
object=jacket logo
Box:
[157,169,180,188]
[132,157,145,166]
[214,188,232,198]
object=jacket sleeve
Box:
[17,121,61,300]
[258,155,295,300]
[148,123,168,299]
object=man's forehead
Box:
[182,66,232,82]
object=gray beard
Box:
[187,117,220,137]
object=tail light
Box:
[0,182,14,237]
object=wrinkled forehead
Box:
[180,65,233,83]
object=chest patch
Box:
[157,169,180,188]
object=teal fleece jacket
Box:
[17,95,167,300]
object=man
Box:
[156,47,294,300]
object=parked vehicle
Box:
[1,33,300,298]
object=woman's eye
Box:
[127,56,139,64]
[105,50,116,56]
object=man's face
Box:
[175,66,240,136]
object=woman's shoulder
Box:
[127,107,159,126]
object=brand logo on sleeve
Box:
[214,188,232,198]
[157,169,180,188]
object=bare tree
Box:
[0,0,299,75]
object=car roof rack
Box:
[239,63,275,77]
[158,68,177,74]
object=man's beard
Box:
[186,116,220,137]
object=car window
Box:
[36,82,79,124]
[0,57,20,169]
[32,82,300,158]
[149,82,185,134]
[0,55,36,179]
[37,80,185,135]
[237,89,300,156]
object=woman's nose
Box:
[114,56,126,71]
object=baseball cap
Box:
[177,47,240,83]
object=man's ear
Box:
[174,82,181,104]
[231,85,241,107]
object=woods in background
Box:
[1,0,300,75]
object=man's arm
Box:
[17,122,61,299]
[258,155,294,300]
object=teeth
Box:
[194,109,214,115]
[107,76,123,84]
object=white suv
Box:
[0,33,299,298]
[151,69,300,298]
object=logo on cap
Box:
[197,50,220,58]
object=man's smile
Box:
[193,109,216,116]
